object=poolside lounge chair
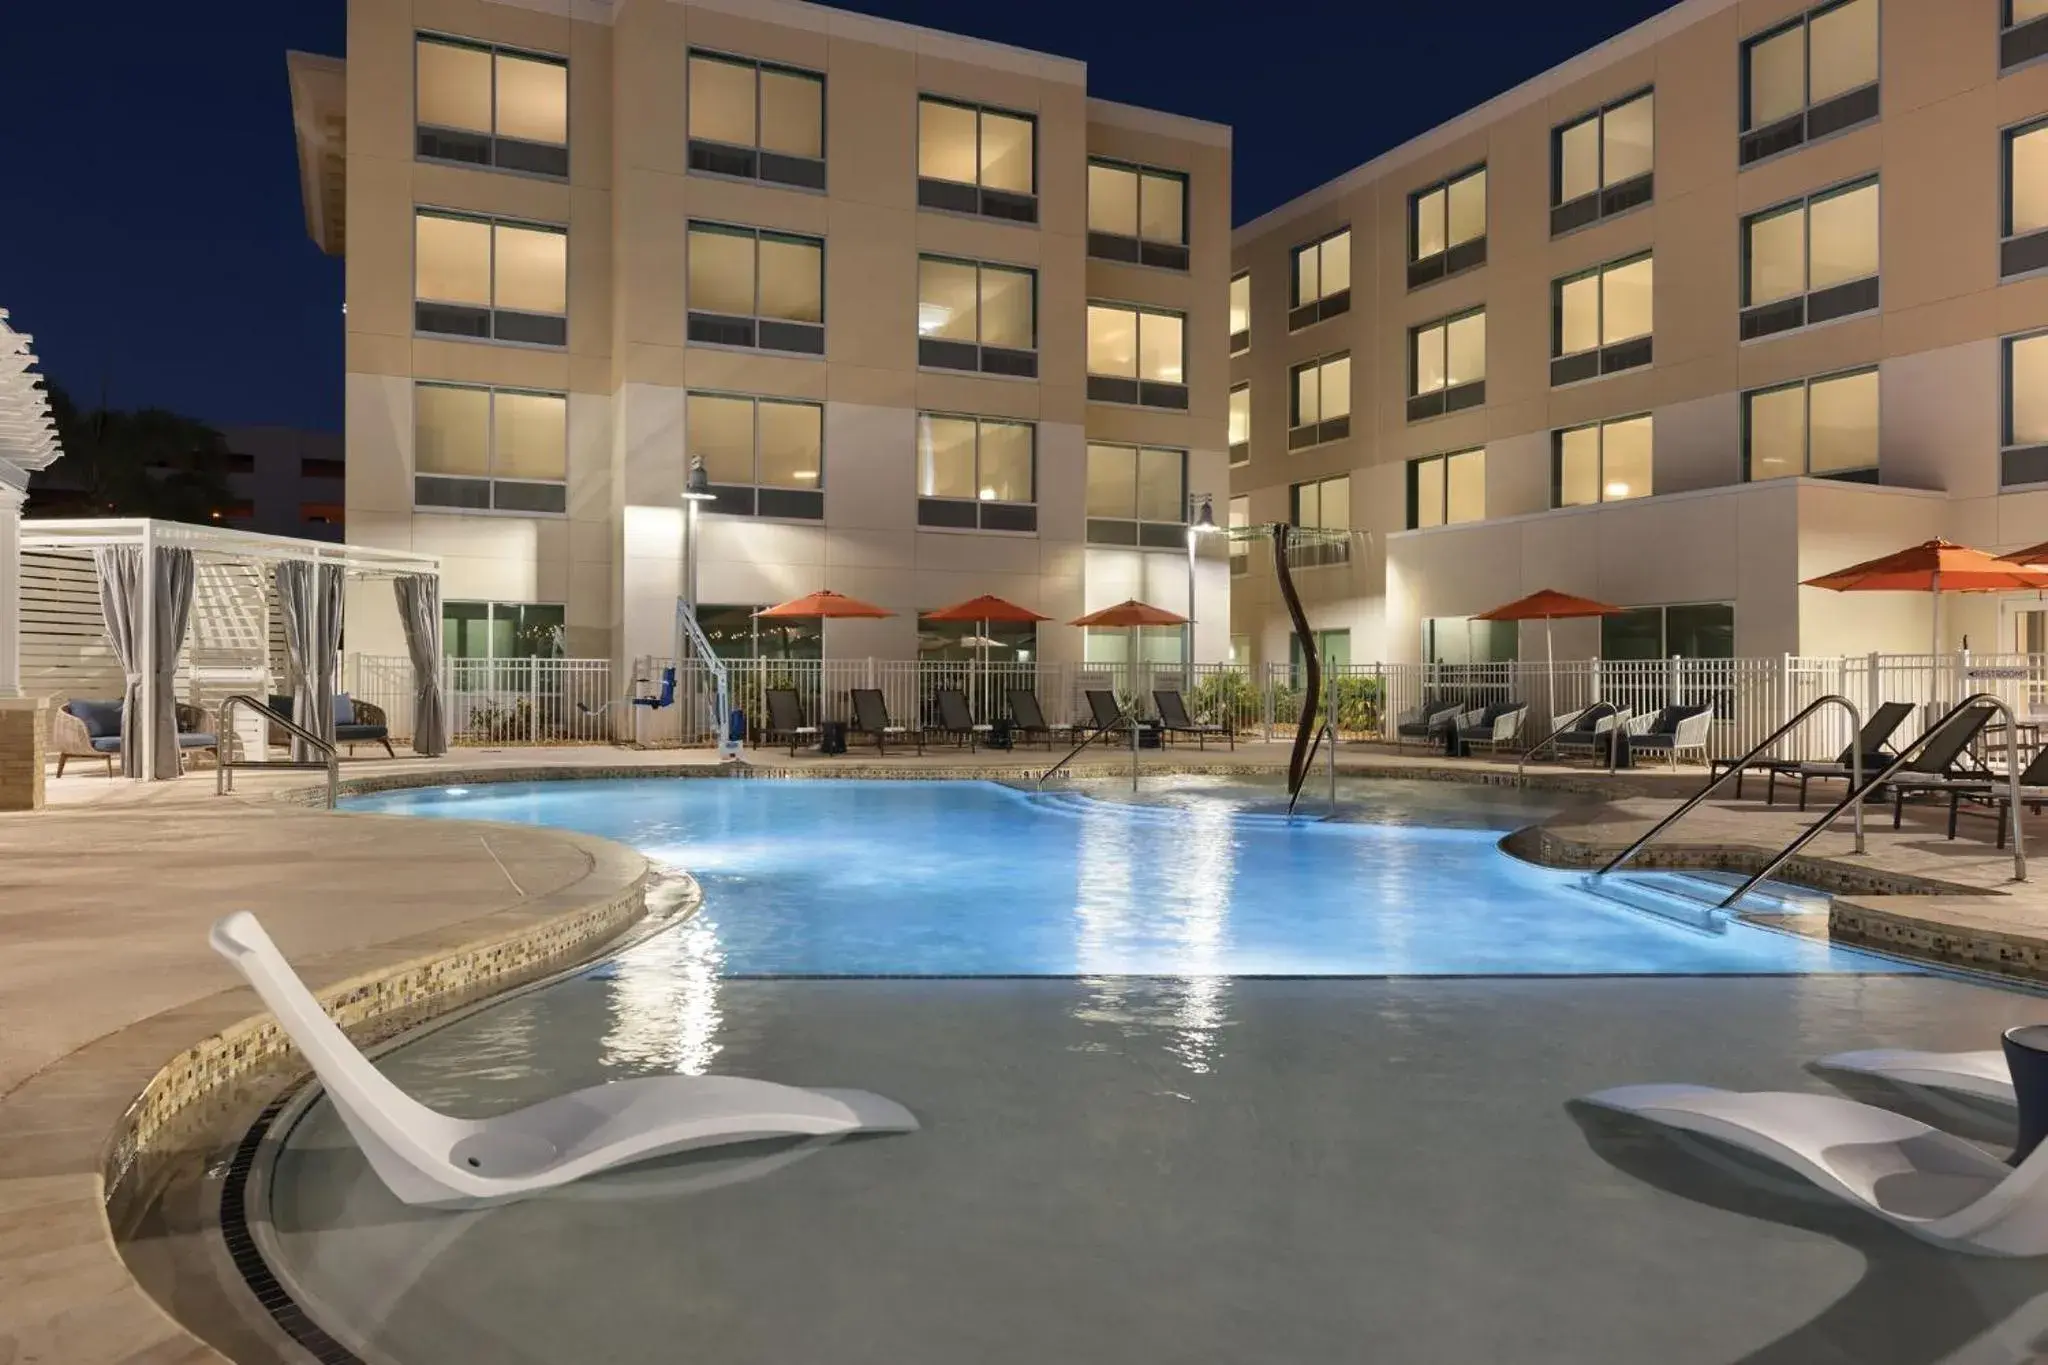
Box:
[932,687,991,751]
[1153,689,1233,750]
[850,687,921,755]
[1454,702,1527,756]
[1925,743,2048,847]
[1006,689,1072,749]
[1579,1078,2048,1254]
[761,688,819,756]
[1815,1047,2015,1104]
[208,911,916,1210]
[1880,701,2002,829]
[1550,704,1628,763]
[1626,704,1716,770]
[1711,700,1915,808]
[1392,700,1463,752]
[49,699,220,776]
[1082,688,1131,738]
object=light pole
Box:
[1185,493,1219,675]
[677,456,718,741]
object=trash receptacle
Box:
[1138,725,1162,750]
[820,721,847,756]
[989,717,1014,750]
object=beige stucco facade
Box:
[1230,0,2048,667]
[297,0,1231,670]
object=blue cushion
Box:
[67,699,124,739]
[89,736,122,753]
[179,732,217,748]
[333,692,355,726]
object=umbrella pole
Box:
[1933,574,1942,710]
[1546,617,1556,727]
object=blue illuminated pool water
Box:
[345,778,1911,977]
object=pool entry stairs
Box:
[1577,871,1827,935]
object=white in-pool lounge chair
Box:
[1817,1048,2014,1104]
[1580,1082,2048,1255]
[210,911,918,1210]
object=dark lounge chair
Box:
[1006,689,1071,749]
[1712,700,1914,808]
[850,687,921,755]
[932,687,991,750]
[1082,688,1130,738]
[1936,745,2048,847]
[1153,689,1232,749]
[1882,701,2001,829]
[761,688,818,756]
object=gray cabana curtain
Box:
[94,545,195,779]
[276,559,344,761]
[393,574,447,756]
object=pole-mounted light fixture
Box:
[682,454,717,502]
[1189,494,1219,534]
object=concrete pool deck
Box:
[5,739,2048,1363]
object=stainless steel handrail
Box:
[1716,692,2025,908]
[1517,702,1621,786]
[1038,707,1141,789]
[1596,694,1863,882]
[217,694,339,809]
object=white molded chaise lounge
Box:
[1580,1082,2048,1256]
[1817,1048,2014,1104]
[211,911,918,1210]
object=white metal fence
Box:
[339,650,2048,758]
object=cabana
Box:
[18,519,445,779]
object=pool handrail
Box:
[216,694,338,809]
[1038,700,1140,788]
[1516,701,1621,785]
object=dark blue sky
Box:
[0,0,1673,432]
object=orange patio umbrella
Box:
[1472,588,1625,718]
[1070,599,1188,680]
[925,595,1051,707]
[754,589,894,619]
[1999,541,2048,568]
[1803,540,2048,664]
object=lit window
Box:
[916,413,1036,531]
[1229,273,1251,354]
[686,50,825,191]
[684,391,824,519]
[2003,333,2048,486]
[1085,444,1187,547]
[1552,90,1653,234]
[414,382,567,514]
[1289,475,1352,567]
[1741,178,1879,339]
[1743,368,1878,481]
[1408,165,1487,286]
[1228,384,1250,466]
[443,602,568,660]
[918,97,1037,223]
[686,221,824,355]
[414,210,566,346]
[1086,303,1188,409]
[1289,229,1350,330]
[1407,449,1483,529]
[916,256,1037,377]
[1551,254,1653,385]
[1288,354,1351,451]
[1087,159,1189,270]
[1408,309,1485,420]
[415,34,568,178]
[1228,496,1250,576]
[1740,0,1878,166]
[1555,415,1652,507]
[2005,120,2048,278]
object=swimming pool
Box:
[344,777,1904,977]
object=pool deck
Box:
[7,738,2048,1363]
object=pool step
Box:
[1576,874,1729,935]
[1577,870,1832,936]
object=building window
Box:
[1740,0,1879,166]
[916,414,1036,532]
[920,614,1037,661]
[415,34,568,178]
[1228,384,1251,466]
[686,392,824,520]
[1408,309,1486,421]
[1407,449,1484,528]
[414,210,566,346]
[1421,617,1516,664]
[226,453,256,475]
[1228,495,1250,577]
[916,256,1036,377]
[2003,332,2048,487]
[2005,120,2048,278]
[1086,302,1187,409]
[1229,273,1250,355]
[1552,253,1653,385]
[300,503,344,526]
[1408,165,1487,288]
[685,50,825,191]
[1552,91,1654,236]
[1086,625,1184,666]
[1741,178,1879,340]
[1743,368,1879,482]
[1087,160,1189,270]
[444,602,566,660]
[1288,354,1351,451]
[2004,0,2048,71]
[1555,415,1652,507]
[300,457,346,479]
[686,221,824,355]
[695,604,820,662]
[1288,476,1351,568]
[917,97,1036,224]
[414,382,568,514]
[1288,229,1350,331]
[1085,443,1187,548]
[1602,603,1734,660]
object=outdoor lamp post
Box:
[1185,494,1219,673]
[681,455,716,614]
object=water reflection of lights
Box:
[600,918,726,1075]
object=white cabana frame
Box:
[19,518,441,779]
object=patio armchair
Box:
[1454,702,1527,756]
[49,698,219,776]
[761,688,819,756]
[1625,704,1716,770]
[265,693,397,758]
[931,687,991,751]
[1153,689,1233,750]
[849,687,921,755]
[1549,704,1629,763]
[1006,689,1072,749]
[1392,700,1463,752]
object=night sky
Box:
[0,0,1674,433]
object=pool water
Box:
[345,778,1907,978]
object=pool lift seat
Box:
[209,912,917,1209]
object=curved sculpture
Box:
[211,912,917,1209]
[1272,522,1320,800]
[1818,1048,2014,1104]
